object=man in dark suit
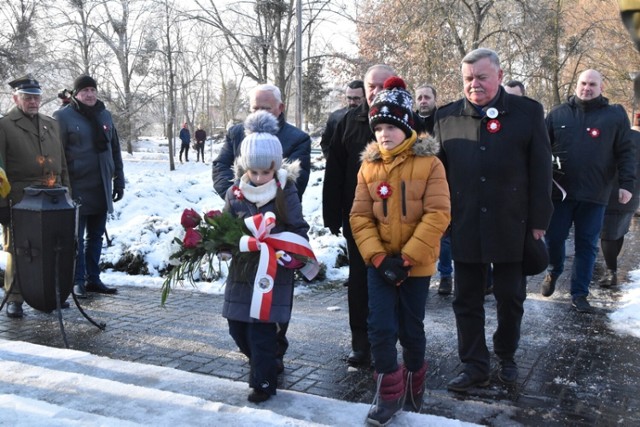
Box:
[323,65,396,367]
[434,48,553,391]
[320,80,364,160]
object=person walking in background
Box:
[194,125,207,163]
[323,64,396,368]
[179,123,191,163]
[504,80,526,96]
[54,75,125,298]
[542,69,636,313]
[221,111,311,403]
[320,80,365,160]
[212,84,311,201]
[597,113,640,288]
[212,83,311,373]
[435,48,553,391]
[0,75,71,318]
[350,76,450,424]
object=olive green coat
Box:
[0,106,70,207]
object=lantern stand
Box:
[2,187,106,349]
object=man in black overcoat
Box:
[434,48,553,391]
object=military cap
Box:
[8,74,42,95]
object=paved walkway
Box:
[2,219,640,426]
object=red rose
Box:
[181,208,201,229]
[183,228,202,248]
[204,209,223,225]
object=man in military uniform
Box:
[0,75,70,318]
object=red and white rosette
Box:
[239,212,319,321]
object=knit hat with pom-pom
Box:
[238,110,283,171]
[368,76,415,138]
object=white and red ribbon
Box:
[239,212,319,321]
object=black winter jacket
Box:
[322,103,373,232]
[435,88,553,263]
[605,129,640,214]
[546,95,636,205]
[320,107,348,159]
[222,167,309,324]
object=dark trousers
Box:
[437,233,453,277]
[367,268,429,373]
[75,213,108,285]
[228,319,278,395]
[546,200,606,298]
[452,261,526,377]
[195,142,205,162]
[343,216,370,354]
[179,144,189,162]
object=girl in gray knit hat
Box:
[221,110,310,403]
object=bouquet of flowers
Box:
[160,208,248,304]
[161,208,321,320]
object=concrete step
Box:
[0,339,465,426]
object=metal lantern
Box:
[11,185,77,312]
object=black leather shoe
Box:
[446,372,490,392]
[347,350,371,367]
[438,276,453,295]
[247,389,271,403]
[498,359,518,384]
[86,282,118,294]
[6,301,23,318]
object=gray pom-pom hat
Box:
[238,110,283,171]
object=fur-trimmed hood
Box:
[360,135,440,163]
[233,158,301,188]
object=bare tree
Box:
[87,0,160,153]
[0,0,46,80]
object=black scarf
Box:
[72,98,109,152]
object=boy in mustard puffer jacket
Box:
[350,76,450,425]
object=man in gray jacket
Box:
[54,75,125,298]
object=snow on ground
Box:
[0,339,476,426]
[97,137,349,296]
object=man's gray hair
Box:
[250,84,283,103]
[462,48,501,69]
[364,64,396,80]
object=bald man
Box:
[542,69,636,313]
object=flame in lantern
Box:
[44,172,56,187]
[36,155,56,187]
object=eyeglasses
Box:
[19,94,42,102]
[346,96,362,101]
